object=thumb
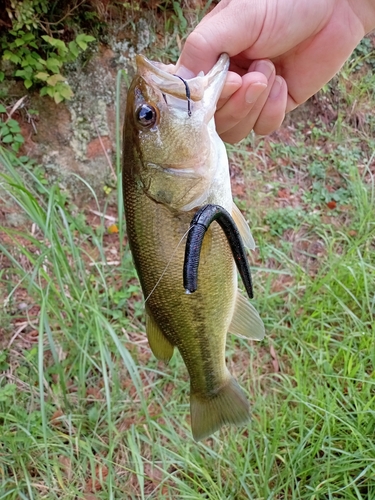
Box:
[177,2,262,75]
[176,28,221,76]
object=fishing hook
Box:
[183,204,254,299]
[173,75,192,117]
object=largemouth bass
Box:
[122,53,265,441]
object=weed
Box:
[350,36,375,71]
[265,206,305,236]
[0,105,24,152]
[1,30,95,103]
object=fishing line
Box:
[173,75,192,116]
[143,225,193,304]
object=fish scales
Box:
[123,53,265,441]
[123,185,235,394]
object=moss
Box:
[66,60,114,161]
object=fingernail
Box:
[254,60,274,79]
[175,64,196,78]
[269,76,283,99]
[245,82,267,104]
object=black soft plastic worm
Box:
[183,204,254,299]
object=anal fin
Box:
[232,202,255,250]
[228,290,265,340]
[145,310,174,363]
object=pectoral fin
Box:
[145,310,174,363]
[228,290,265,340]
[232,203,255,250]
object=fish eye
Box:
[136,103,157,128]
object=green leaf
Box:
[68,41,79,59]
[75,33,95,51]
[7,119,20,131]
[34,60,45,71]
[57,83,73,100]
[2,50,13,59]
[0,125,10,135]
[76,33,94,43]
[11,53,22,64]
[41,35,57,46]
[0,104,6,113]
[0,72,4,82]
[46,73,66,86]
[46,57,62,73]
[14,134,25,143]
[35,72,49,81]
[14,37,27,47]
[3,50,21,64]
[2,134,14,143]
[24,79,33,89]
[76,39,87,51]
[55,39,68,55]
[26,53,40,66]
[15,69,26,78]
[54,92,64,104]
[24,66,33,79]
[23,32,35,43]
[0,384,16,402]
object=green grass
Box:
[1,48,375,499]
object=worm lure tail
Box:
[183,204,254,299]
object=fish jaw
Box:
[123,54,230,212]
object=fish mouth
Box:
[136,53,229,107]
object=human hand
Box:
[177,0,375,143]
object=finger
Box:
[176,1,265,74]
[215,74,268,134]
[219,70,279,143]
[220,76,287,143]
[253,76,288,135]
[219,71,242,102]
[217,70,267,113]
[221,76,288,144]
[216,60,274,137]
[216,73,267,112]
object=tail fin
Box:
[190,377,250,441]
